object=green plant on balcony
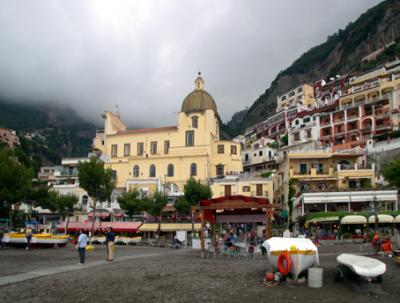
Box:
[261,170,273,178]
[280,134,288,146]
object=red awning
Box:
[57,221,142,233]
[162,205,176,212]
[113,213,123,218]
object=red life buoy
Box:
[277,252,292,276]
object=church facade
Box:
[93,75,242,197]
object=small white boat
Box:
[336,253,386,282]
[2,232,69,247]
[263,237,319,280]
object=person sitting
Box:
[172,235,183,249]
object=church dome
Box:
[181,73,218,114]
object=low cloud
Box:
[0,0,382,126]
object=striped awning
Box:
[340,215,367,225]
[57,221,142,232]
[139,223,201,232]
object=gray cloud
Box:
[0,0,382,126]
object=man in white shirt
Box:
[77,230,89,265]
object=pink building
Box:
[0,128,20,149]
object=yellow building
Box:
[210,174,274,203]
[277,144,375,207]
[276,83,316,113]
[93,74,242,196]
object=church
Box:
[93,74,243,197]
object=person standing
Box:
[0,230,4,248]
[105,227,115,261]
[76,230,89,265]
[25,230,32,250]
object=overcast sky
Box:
[0,0,382,127]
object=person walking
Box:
[105,227,115,261]
[76,230,89,265]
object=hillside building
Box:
[319,60,400,151]
[276,83,316,113]
[276,143,376,208]
[0,128,19,149]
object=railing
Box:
[251,191,270,197]
[376,124,391,130]
[392,73,400,80]
[375,112,390,119]
[337,163,374,171]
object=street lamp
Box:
[372,195,379,233]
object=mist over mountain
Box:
[0,98,97,166]
[226,0,400,136]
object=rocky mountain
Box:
[226,0,400,136]
[0,99,97,169]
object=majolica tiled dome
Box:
[181,73,218,114]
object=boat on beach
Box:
[2,232,69,248]
[263,237,319,280]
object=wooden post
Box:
[265,208,272,239]
[200,209,205,258]
[212,213,217,257]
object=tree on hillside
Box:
[78,157,115,240]
[184,178,212,236]
[117,190,143,219]
[49,192,79,233]
[0,146,32,230]
[383,159,400,189]
[141,192,168,240]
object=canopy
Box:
[199,195,274,224]
[306,216,339,224]
[57,221,142,232]
[395,215,400,223]
[368,214,394,224]
[300,190,398,204]
[340,215,367,225]
[139,223,201,232]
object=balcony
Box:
[375,112,390,119]
[290,167,334,179]
[251,191,270,197]
[337,163,374,171]
[375,124,391,131]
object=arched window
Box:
[149,164,156,177]
[216,164,224,176]
[167,164,174,177]
[191,116,198,128]
[190,163,197,177]
[82,195,88,207]
[133,165,140,177]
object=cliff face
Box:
[0,99,96,166]
[227,0,400,135]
